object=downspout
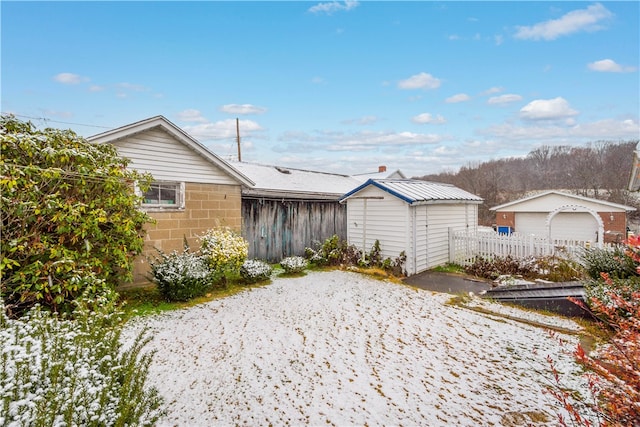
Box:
[412,206,417,275]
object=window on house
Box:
[141,181,185,209]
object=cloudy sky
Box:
[2,1,638,177]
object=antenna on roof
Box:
[236,118,242,162]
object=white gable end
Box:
[113,128,238,185]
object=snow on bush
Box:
[240,260,273,284]
[199,228,248,274]
[0,293,163,426]
[280,256,308,274]
[149,250,214,301]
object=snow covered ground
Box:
[124,270,592,426]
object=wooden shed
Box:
[490,190,635,245]
[88,116,254,285]
[228,161,361,262]
[340,179,483,276]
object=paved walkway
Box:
[403,271,492,295]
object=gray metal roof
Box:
[228,161,362,200]
[341,179,483,204]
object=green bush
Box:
[305,235,360,266]
[1,115,153,316]
[240,259,273,284]
[199,227,248,277]
[0,292,164,426]
[580,246,637,280]
[280,256,308,274]
[148,250,215,302]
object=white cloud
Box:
[88,85,105,92]
[494,35,504,45]
[43,110,73,119]
[219,104,267,115]
[277,129,446,152]
[482,87,504,96]
[177,109,208,123]
[514,3,613,41]
[487,94,523,105]
[308,0,359,15]
[483,118,639,142]
[398,72,441,90]
[342,115,381,125]
[588,59,637,73]
[183,119,263,140]
[411,113,446,125]
[445,93,471,103]
[116,82,148,92]
[311,76,327,85]
[53,73,88,84]
[519,97,578,120]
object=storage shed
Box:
[340,179,483,276]
[491,191,635,245]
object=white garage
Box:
[340,179,483,276]
[491,191,635,245]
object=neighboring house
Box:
[340,179,483,276]
[351,165,407,182]
[228,161,361,261]
[88,116,254,285]
[491,191,635,244]
[629,141,640,191]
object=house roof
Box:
[228,161,362,200]
[490,190,636,212]
[87,115,254,187]
[351,169,407,182]
[340,179,484,205]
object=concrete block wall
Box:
[128,182,242,286]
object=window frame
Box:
[138,181,185,211]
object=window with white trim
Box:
[141,181,185,209]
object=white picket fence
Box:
[448,229,605,266]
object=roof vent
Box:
[275,166,291,174]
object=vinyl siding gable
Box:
[113,128,238,185]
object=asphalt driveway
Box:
[403,270,492,295]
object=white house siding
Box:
[113,128,238,185]
[346,186,409,267]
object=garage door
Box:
[515,212,598,242]
[549,212,598,243]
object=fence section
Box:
[449,229,601,266]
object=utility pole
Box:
[236,118,242,162]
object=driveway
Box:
[403,270,492,294]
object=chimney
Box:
[378,165,387,173]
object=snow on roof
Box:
[228,161,362,200]
[341,179,483,204]
[351,169,406,182]
[490,190,636,211]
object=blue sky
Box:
[2,1,639,178]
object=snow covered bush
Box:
[199,228,248,277]
[240,259,272,284]
[0,293,163,426]
[280,256,308,274]
[148,249,215,301]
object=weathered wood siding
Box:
[242,198,347,262]
[112,128,238,185]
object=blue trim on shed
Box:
[340,179,416,204]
